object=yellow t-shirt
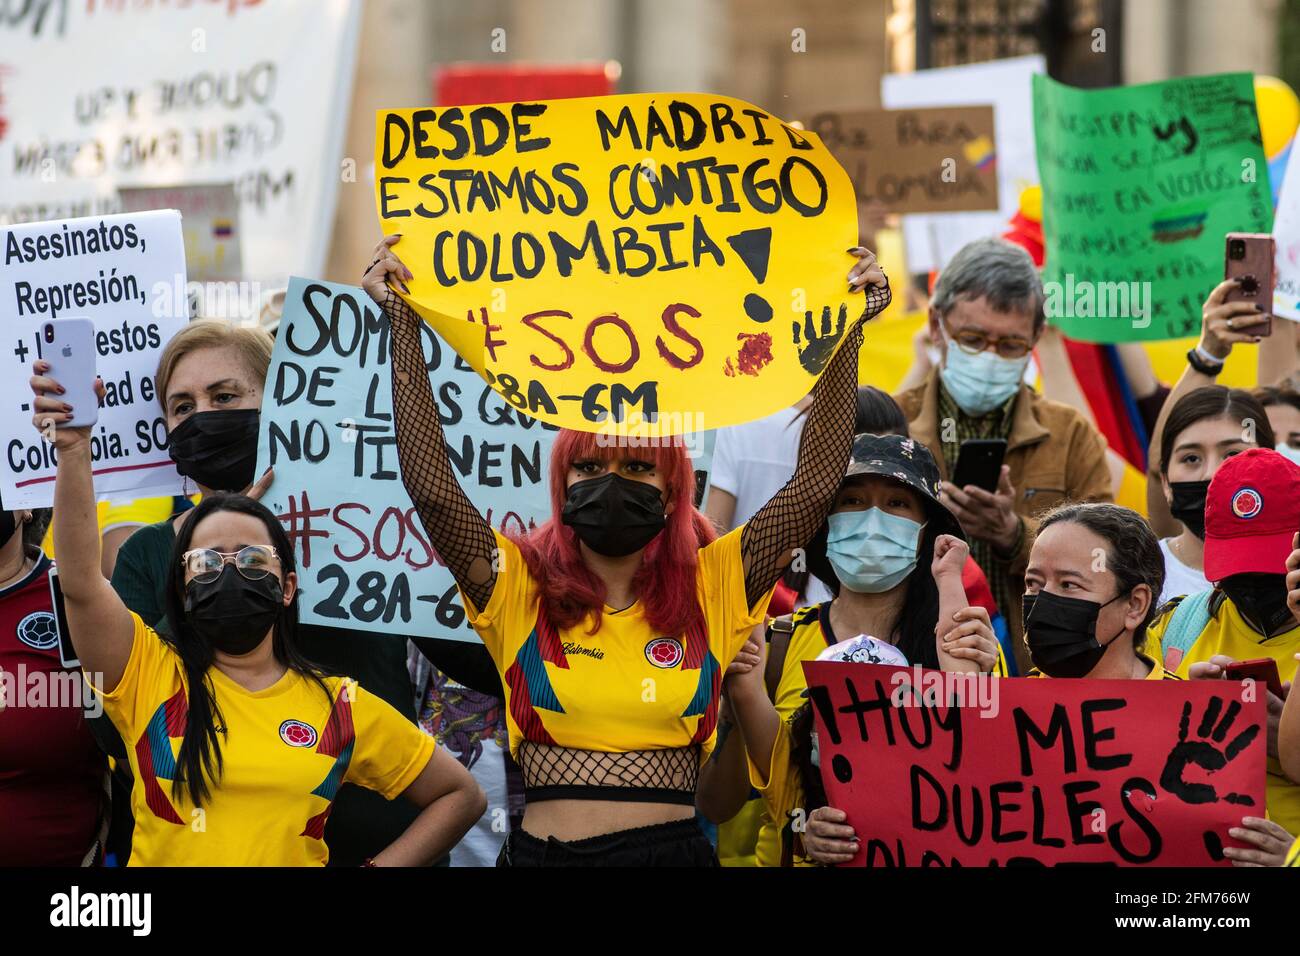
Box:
[462,527,770,761]
[1285,836,1300,867]
[90,614,435,866]
[43,495,182,558]
[749,602,1010,866]
[1026,654,1182,681]
[1148,594,1300,833]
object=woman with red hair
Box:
[363,235,890,866]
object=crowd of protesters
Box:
[6,177,1300,870]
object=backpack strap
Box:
[1159,589,1214,675]
[764,614,795,703]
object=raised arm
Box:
[740,249,891,608]
[29,364,135,691]
[1146,279,1263,537]
[363,236,498,612]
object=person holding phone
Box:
[1146,264,1297,541]
[893,238,1112,674]
[105,319,499,866]
[25,362,485,865]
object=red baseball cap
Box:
[1203,447,1300,582]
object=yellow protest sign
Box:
[374,93,860,435]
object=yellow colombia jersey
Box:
[1286,836,1300,867]
[1027,654,1182,680]
[462,526,770,760]
[1148,594,1300,834]
[91,614,435,866]
[749,602,1010,867]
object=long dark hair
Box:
[1160,385,1274,476]
[1037,503,1165,653]
[163,494,331,807]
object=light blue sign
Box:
[257,277,712,641]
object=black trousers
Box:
[496,818,719,867]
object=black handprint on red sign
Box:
[793,303,848,375]
[1159,697,1259,807]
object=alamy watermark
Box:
[593,410,708,460]
[0,665,102,717]
[1044,274,1152,329]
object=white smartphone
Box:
[40,318,99,428]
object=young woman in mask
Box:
[707,433,1003,866]
[1022,502,1292,867]
[108,319,499,865]
[25,367,485,865]
[0,504,108,866]
[363,234,892,866]
[1155,386,1274,605]
[1150,447,1300,845]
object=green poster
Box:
[1034,72,1272,342]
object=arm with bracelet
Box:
[1146,278,1265,537]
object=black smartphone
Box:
[951,439,1007,493]
[48,563,77,669]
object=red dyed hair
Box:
[511,428,716,636]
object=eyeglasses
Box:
[181,546,280,584]
[943,322,1033,359]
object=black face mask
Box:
[168,409,260,492]
[0,511,17,549]
[1023,589,1126,679]
[561,473,666,558]
[1221,573,1293,636]
[1169,480,1211,540]
[184,565,284,656]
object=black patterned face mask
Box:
[561,473,666,557]
[168,409,261,492]
[184,565,283,655]
[1023,589,1125,678]
[1220,573,1293,636]
[1169,480,1211,540]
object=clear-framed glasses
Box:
[943,322,1033,359]
[181,546,280,584]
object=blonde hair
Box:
[155,320,274,410]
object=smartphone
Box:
[1222,658,1283,698]
[48,563,77,669]
[1224,233,1274,337]
[40,318,99,429]
[951,438,1007,493]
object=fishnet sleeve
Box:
[384,290,498,612]
[740,281,891,608]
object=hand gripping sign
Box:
[803,662,1267,867]
[374,93,863,436]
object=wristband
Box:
[1187,346,1224,376]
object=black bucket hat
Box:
[804,433,964,593]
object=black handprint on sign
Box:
[1159,697,1260,806]
[793,303,848,375]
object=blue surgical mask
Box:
[939,335,1030,416]
[1276,443,1300,467]
[825,507,923,594]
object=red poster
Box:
[802,662,1267,867]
